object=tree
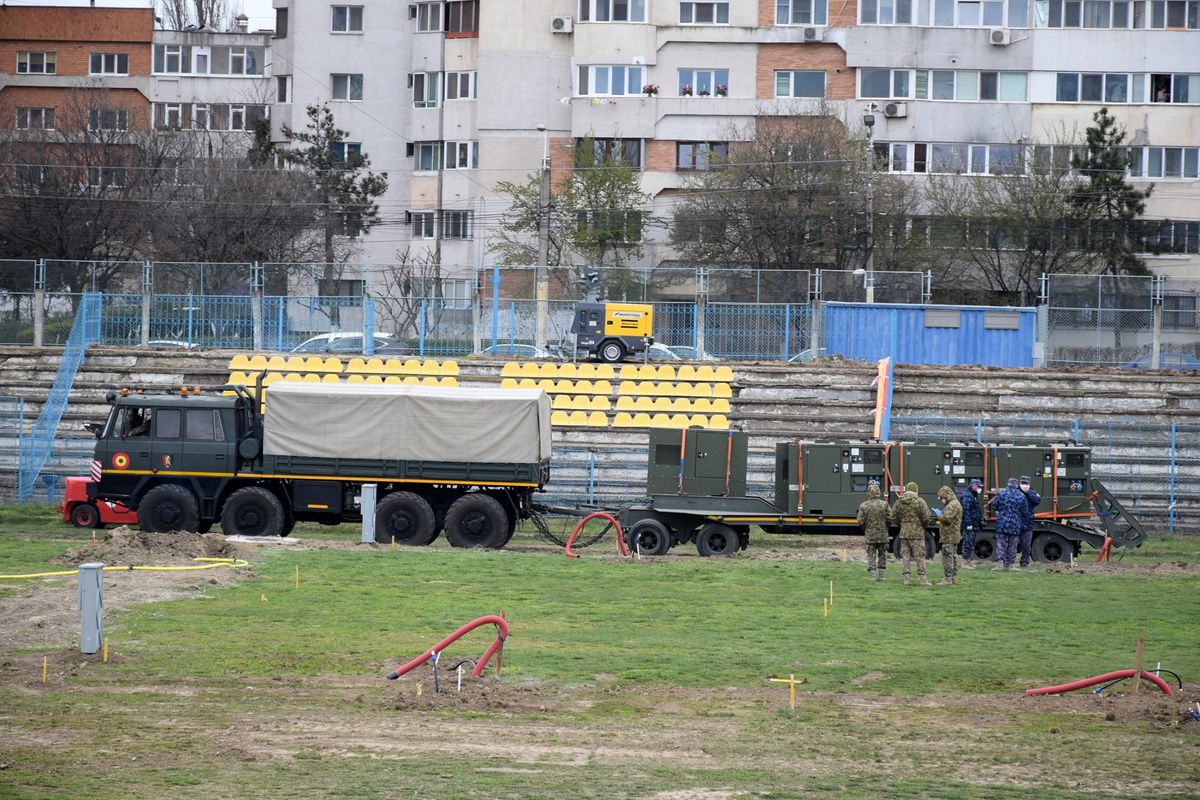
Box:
[157,0,232,30]
[1069,107,1153,276]
[280,104,388,271]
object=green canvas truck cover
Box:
[263,382,552,464]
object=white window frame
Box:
[413,72,441,108]
[774,69,827,98]
[156,103,183,129]
[277,75,293,103]
[440,210,474,239]
[445,70,477,100]
[1130,146,1200,178]
[229,104,247,131]
[87,166,126,188]
[192,104,210,130]
[444,140,479,170]
[228,47,260,76]
[578,65,645,96]
[88,108,129,131]
[16,107,55,130]
[416,2,443,31]
[679,1,730,23]
[89,53,129,76]
[411,210,436,238]
[678,68,730,96]
[578,0,648,21]
[442,279,472,309]
[17,51,56,74]
[331,142,363,162]
[859,68,913,99]
[154,44,187,74]
[331,5,364,32]
[859,0,915,23]
[331,73,365,101]
[414,141,440,172]
[193,46,210,74]
[677,141,728,170]
[776,0,829,24]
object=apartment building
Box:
[267,1,1199,279]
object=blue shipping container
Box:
[824,302,1036,367]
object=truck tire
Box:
[221,486,284,537]
[71,503,101,529]
[598,339,625,363]
[139,484,200,533]
[696,523,739,557]
[444,493,509,549]
[973,533,995,560]
[1033,532,1072,564]
[375,491,436,545]
[627,518,672,555]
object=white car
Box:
[291,332,394,354]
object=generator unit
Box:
[571,302,654,363]
[992,444,1092,510]
[647,428,748,497]
[887,442,989,511]
[773,441,887,518]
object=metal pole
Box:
[361,484,377,544]
[419,299,427,356]
[535,126,551,350]
[490,265,500,353]
[1151,276,1163,370]
[251,261,263,351]
[33,259,46,347]
[78,562,104,655]
[1169,421,1176,534]
[187,291,194,347]
[865,113,876,305]
[141,261,152,347]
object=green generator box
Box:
[774,441,888,518]
[887,443,988,510]
[992,444,1091,505]
[647,428,749,497]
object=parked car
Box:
[291,332,395,354]
[665,345,717,361]
[787,348,828,363]
[1121,351,1200,371]
[480,343,554,358]
[646,343,682,360]
[142,340,203,349]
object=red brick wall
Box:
[0,41,152,77]
[758,0,858,26]
[756,43,855,100]
[0,7,153,45]
[0,86,150,131]
[645,139,675,173]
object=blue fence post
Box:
[976,416,983,443]
[418,299,427,356]
[364,297,376,356]
[490,264,500,354]
[276,299,285,351]
[1169,420,1177,534]
[783,304,791,359]
[509,301,516,347]
[187,291,194,347]
[1073,417,1081,444]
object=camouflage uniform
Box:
[959,483,983,563]
[936,486,963,584]
[991,480,1025,569]
[857,485,891,581]
[892,482,932,586]
[1017,480,1042,568]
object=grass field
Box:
[1,506,1197,799]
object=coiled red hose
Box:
[386,614,509,680]
[1026,669,1173,697]
[564,511,628,558]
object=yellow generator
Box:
[571,302,654,362]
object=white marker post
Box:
[361,483,378,544]
[78,562,104,655]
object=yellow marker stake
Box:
[42,656,47,685]
[768,674,802,710]
[102,638,109,663]
[416,683,422,697]
[830,580,834,608]
[260,593,268,603]
[823,597,828,617]
[843,546,847,562]
[391,535,396,550]
[295,564,300,589]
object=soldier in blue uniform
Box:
[959,478,983,568]
[1017,475,1042,568]
[991,477,1025,570]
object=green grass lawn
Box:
[1,506,1198,799]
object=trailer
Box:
[85,382,552,546]
[620,429,1147,560]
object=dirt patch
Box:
[851,671,889,685]
[55,528,251,566]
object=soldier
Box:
[1017,475,1042,569]
[959,478,983,568]
[893,481,932,586]
[857,483,891,581]
[991,477,1024,570]
[936,486,963,585]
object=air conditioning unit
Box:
[801,26,823,42]
[883,101,908,119]
[989,27,1011,45]
[551,15,574,33]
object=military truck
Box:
[86,382,552,546]
[571,302,654,362]
[621,429,1146,560]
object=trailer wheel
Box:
[627,519,672,555]
[696,523,739,557]
[891,532,936,559]
[139,484,200,533]
[444,493,509,549]
[71,503,101,529]
[221,486,284,537]
[598,339,625,363]
[375,491,436,545]
[1033,532,1072,564]
[973,533,995,560]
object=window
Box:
[859,68,911,98]
[678,68,729,96]
[680,1,730,23]
[413,141,440,171]
[156,409,181,439]
[88,108,129,131]
[332,5,364,31]
[1128,146,1200,178]
[445,0,478,33]
[1164,293,1198,326]
[332,73,364,100]
[17,51,56,74]
[1038,0,1199,27]
[186,409,224,441]
[229,105,246,130]
[90,53,129,75]
[444,140,479,169]
[319,279,366,297]
[578,137,643,169]
[331,142,363,163]
[914,69,1026,100]
[155,103,183,129]
[416,2,442,30]
[277,76,292,103]
[777,0,830,23]
[774,70,826,97]
[441,210,473,239]
[1151,73,1200,103]
[578,65,645,96]
[192,104,210,130]
[275,7,289,36]
[193,47,210,74]
[1055,72,1130,102]
[930,143,969,173]
[229,47,260,75]
[859,0,913,22]
[16,108,55,130]
[153,44,190,74]
[411,211,436,238]
[414,72,440,107]
[88,165,126,188]
[677,141,728,170]
[579,0,648,21]
[445,71,476,100]
[442,279,472,309]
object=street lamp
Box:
[862,107,876,304]
[535,125,551,349]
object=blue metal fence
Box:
[706,302,809,361]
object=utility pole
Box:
[535,124,551,350]
[863,106,876,304]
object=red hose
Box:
[564,511,628,559]
[1026,669,1173,697]
[386,614,509,680]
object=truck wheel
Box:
[444,493,509,549]
[974,533,995,560]
[197,520,214,534]
[628,519,672,555]
[375,492,436,545]
[71,503,101,529]
[696,523,739,557]
[139,485,200,533]
[1033,532,1072,563]
[221,487,284,537]
[598,340,625,363]
[279,514,295,538]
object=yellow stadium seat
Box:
[384,376,402,385]
[677,364,698,381]
[227,371,248,386]
[360,358,384,373]
[533,363,555,378]
[652,397,674,412]
[617,380,638,395]
[247,355,269,371]
[586,411,608,427]
[710,414,729,429]
[417,360,439,376]
[347,374,366,384]
[656,365,677,382]
[302,374,321,383]
[282,356,304,372]
[440,360,460,376]
[518,378,538,389]
[501,362,521,378]
[400,359,421,375]
[613,412,637,428]
[262,372,283,386]
[518,362,539,377]
[500,378,519,389]
[690,414,711,429]
[656,382,677,397]
[365,375,384,385]
[714,366,734,383]
[536,378,556,392]
[670,413,692,428]
[688,382,711,398]
[634,397,654,412]
[323,357,342,373]
[616,396,637,411]
[382,359,404,374]
[590,396,611,411]
[420,376,441,386]
[302,356,325,373]
[440,377,458,387]
[673,398,694,412]
[649,413,673,428]
[552,395,571,409]
[347,357,368,373]
[283,373,302,382]
[266,356,287,371]
[557,363,577,379]
[618,365,639,380]
[593,380,613,395]
[594,364,616,380]
[713,383,732,398]
[640,364,660,380]
[633,412,653,427]
[553,380,576,394]
[551,410,570,427]
[322,374,341,384]
[229,354,252,371]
